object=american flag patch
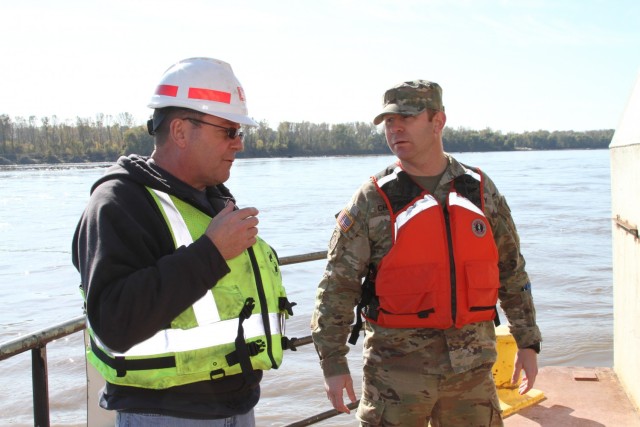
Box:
[337,205,359,233]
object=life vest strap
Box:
[90,336,176,377]
[349,264,377,345]
[348,313,364,345]
[226,298,261,384]
[417,308,436,318]
[470,305,495,311]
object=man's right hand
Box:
[324,374,357,414]
[205,202,259,259]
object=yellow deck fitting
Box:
[492,325,545,417]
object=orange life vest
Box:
[366,164,499,329]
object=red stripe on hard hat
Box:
[156,85,179,97]
[188,87,231,104]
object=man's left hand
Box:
[511,348,538,394]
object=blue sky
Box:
[2,0,639,133]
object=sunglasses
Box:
[184,118,244,140]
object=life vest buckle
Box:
[279,297,296,316]
[281,336,298,351]
[239,297,255,320]
[247,339,265,356]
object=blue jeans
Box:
[115,409,255,427]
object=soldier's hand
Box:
[324,374,356,414]
[205,202,259,260]
[512,348,538,395]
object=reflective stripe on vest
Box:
[395,194,439,239]
[151,189,221,325]
[94,311,282,357]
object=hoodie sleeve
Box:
[72,177,230,352]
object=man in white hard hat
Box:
[73,57,294,426]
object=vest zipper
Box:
[443,204,457,323]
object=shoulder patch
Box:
[337,205,359,233]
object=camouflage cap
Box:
[373,80,444,125]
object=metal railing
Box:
[0,251,330,427]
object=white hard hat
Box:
[148,57,258,127]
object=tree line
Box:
[0,113,614,165]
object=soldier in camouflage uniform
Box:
[311,80,542,426]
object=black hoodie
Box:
[72,154,261,419]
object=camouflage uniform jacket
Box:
[311,154,541,377]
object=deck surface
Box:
[504,366,640,426]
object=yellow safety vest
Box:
[86,188,292,389]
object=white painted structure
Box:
[610,70,640,411]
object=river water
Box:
[0,150,612,426]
